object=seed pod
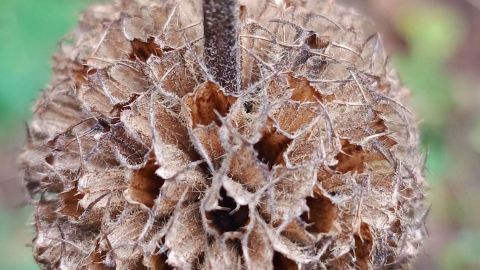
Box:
[20,0,426,269]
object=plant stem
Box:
[203,0,240,95]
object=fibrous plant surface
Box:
[20,0,426,269]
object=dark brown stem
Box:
[203,0,240,95]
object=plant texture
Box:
[20,0,427,269]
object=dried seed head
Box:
[20,0,427,269]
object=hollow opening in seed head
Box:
[58,183,85,219]
[331,140,368,173]
[193,252,205,270]
[353,223,373,270]
[149,251,174,270]
[369,111,397,148]
[304,33,330,50]
[127,159,164,208]
[130,37,163,62]
[272,251,298,270]
[206,187,249,234]
[45,153,54,165]
[301,190,338,234]
[90,240,114,270]
[185,81,237,128]
[254,123,292,169]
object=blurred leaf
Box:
[392,4,464,183]
[394,5,463,130]
[469,118,480,154]
[442,231,480,270]
[0,207,36,270]
[396,5,464,63]
[0,0,92,135]
[421,132,449,186]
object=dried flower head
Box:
[20,0,427,269]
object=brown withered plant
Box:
[19,0,427,269]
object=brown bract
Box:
[19,0,426,269]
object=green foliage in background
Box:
[470,118,480,154]
[0,1,91,269]
[394,5,480,270]
[393,5,463,185]
[0,208,34,270]
[443,231,480,269]
[0,0,92,135]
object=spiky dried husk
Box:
[20,0,426,269]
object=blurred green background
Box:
[1,0,479,269]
